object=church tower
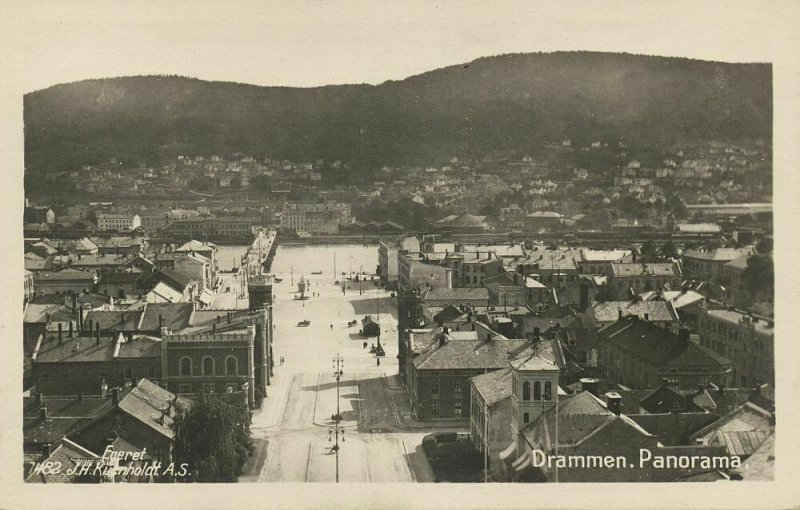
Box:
[509,350,560,441]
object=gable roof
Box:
[591,300,678,323]
[471,367,513,406]
[84,310,144,331]
[599,316,732,369]
[413,332,526,371]
[424,287,489,302]
[639,385,704,414]
[610,262,682,277]
[138,303,195,331]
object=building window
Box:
[544,381,552,400]
[523,412,530,424]
[665,377,680,387]
[202,356,215,376]
[431,381,440,398]
[453,381,461,394]
[179,357,192,376]
[533,381,541,400]
[179,383,192,393]
[522,381,531,401]
[225,356,239,375]
[432,401,440,416]
[454,401,462,416]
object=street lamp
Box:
[327,422,345,483]
[329,353,345,482]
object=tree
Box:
[172,394,253,482]
[659,240,678,260]
[739,254,774,303]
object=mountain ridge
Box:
[24,51,772,183]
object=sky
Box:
[2,0,792,93]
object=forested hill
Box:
[24,51,771,179]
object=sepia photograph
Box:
[2,1,799,508]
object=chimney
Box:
[42,443,54,458]
[131,377,137,388]
[228,312,232,324]
[618,308,623,319]
[605,392,623,415]
[96,325,101,346]
[533,327,540,343]
[580,378,600,396]
[158,314,163,329]
[57,323,63,346]
[40,402,49,420]
[87,319,93,338]
[71,292,78,312]
[112,388,120,406]
[438,332,447,348]
[68,321,74,338]
[486,332,493,343]
[212,323,217,334]
[78,305,84,331]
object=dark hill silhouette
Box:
[23,51,771,184]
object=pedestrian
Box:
[376,357,380,366]
[330,324,333,329]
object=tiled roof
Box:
[24,396,113,445]
[413,334,526,371]
[610,262,682,277]
[599,316,731,368]
[70,254,134,267]
[433,305,468,322]
[639,385,704,414]
[471,367,513,405]
[424,287,489,302]
[591,300,678,323]
[139,303,195,331]
[639,290,705,309]
[521,392,616,447]
[628,413,720,446]
[737,434,775,481]
[117,379,191,439]
[90,236,145,248]
[84,310,143,331]
[580,249,631,262]
[33,335,118,363]
[706,309,774,336]
[25,439,100,483]
[116,336,162,359]
[176,239,216,252]
[684,247,754,262]
[35,269,96,282]
[725,254,750,271]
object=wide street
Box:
[238,263,463,483]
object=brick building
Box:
[696,307,774,387]
[597,316,732,390]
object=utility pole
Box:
[329,353,345,483]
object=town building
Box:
[696,306,774,387]
[606,262,683,300]
[33,269,97,296]
[682,247,755,281]
[378,236,421,288]
[96,213,142,231]
[587,299,679,332]
[597,316,732,390]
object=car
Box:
[297,320,311,327]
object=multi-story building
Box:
[96,213,142,231]
[597,316,732,390]
[606,262,683,300]
[33,269,97,296]
[397,251,453,291]
[696,306,774,387]
[682,247,755,281]
[378,236,420,288]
